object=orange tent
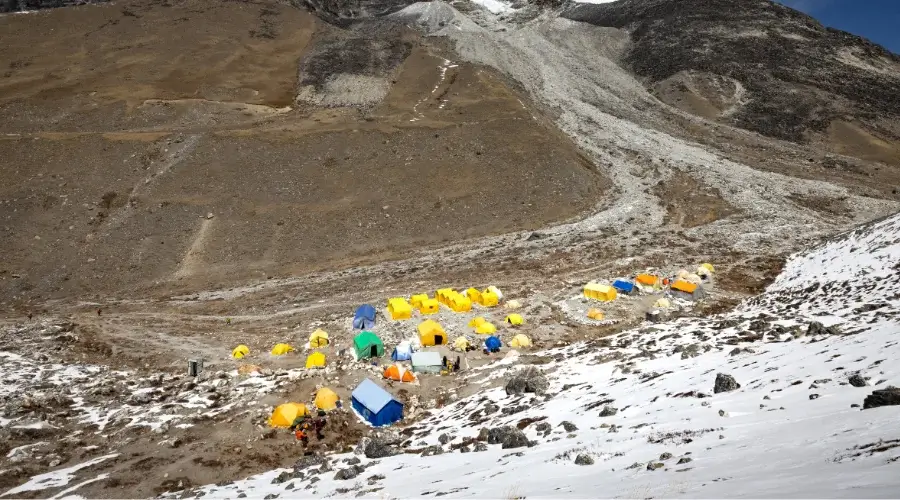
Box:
[383,364,416,383]
[636,274,660,286]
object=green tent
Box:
[354,331,385,360]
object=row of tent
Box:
[268,387,342,426]
[270,379,405,428]
[385,286,505,320]
[584,264,715,303]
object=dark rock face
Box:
[863,387,900,409]
[849,373,868,387]
[714,373,741,393]
[562,0,900,143]
[505,367,550,396]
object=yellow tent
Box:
[387,298,412,320]
[449,294,472,312]
[468,316,487,328]
[419,298,440,315]
[453,336,471,351]
[436,288,455,305]
[584,283,617,302]
[505,314,524,326]
[654,298,672,309]
[509,334,532,348]
[305,352,326,369]
[271,343,294,356]
[700,263,715,273]
[410,293,429,309]
[268,403,309,427]
[487,285,503,300]
[476,322,497,335]
[418,319,447,346]
[232,344,250,359]
[465,288,482,303]
[479,290,499,307]
[309,329,329,348]
[587,308,605,320]
[314,388,340,411]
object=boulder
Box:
[535,422,551,433]
[599,406,618,417]
[473,442,488,452]
[438,433,452,445]
[560,421,578,432]
[863,387,900,409]
[505,367,549,396]
[420,445,444,457]
[647,462,664,471]
[356,435,400,459]
[807,321,841,336]
[333,465,365,481]
[659,452,673,460]
[848,373,867,388]
[485,426,530,449]
[574,454,594,465]
[713,373,740,394]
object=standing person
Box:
[453,356,460,372]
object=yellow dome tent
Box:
[700,263,715,273]
[479,290,499,307]
[505,314,524,326]
[509,334,532,348]
[453,336,471,351]
[587,308,605,320]
[271,343,294,356]
[449,294,472,312]
[418,319,447,346]
[468,316,486,328]
[314,388,340,411]
[419,298,440,315]
[487,285,503,300]
[305,352,326,369]
[268,403,309,428]
[584,283,617,301]
[476,322,497,335]
[309,329,329,348]
[465,287,482,303]
[232,344,250,359]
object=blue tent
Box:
[613,279,635,294]
[353,304,377,330]
[391,342,413,361]
[485,336,502,352]
[351,378,403,427]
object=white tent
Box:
[411,351,443,374]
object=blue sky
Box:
[775,0,900,54]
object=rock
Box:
[438,434,452,445]
[272,471,294,485]
[851,403,860,408]
[486,426,530,449]
[460,445,471,453]
[535,422,551,433]
[473,442,488,452]
[599,406,618,417]
[574,454,594,465]
[677,457,693,464]
[421,445,444,457]
[627,462,643,469]
[334,465,365,481]
[293,454,326,472]
[237,494,247,498]
[356,435,400,459]
[367,474,385,483]
[848,373,867,388]
[560,421,578,432]
[713,373,741,394]
[647,462,665,471]
[505,367,549,396]
[659,452,673,460]
[863,387,900,409]
[346,457,361,466]
[809,394,820,400]
[718,409,726,417]
[264,494,278,500]
[807,321,841,336]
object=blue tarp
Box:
[613,279,635,294]
[391,343,413,361]
[353,304,377,330]
[485,336,502,352]
[351,378,403,427]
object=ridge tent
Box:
[391,342,413,361]
[419,298,440,315]
[484,336,502,352]
[232,344,250,359]
[271,343,294,356]
[505,314,524,326]
[465,287,482,303]
[305,352,326,369]
[387,298,412,321]
[613,279,635,294]
[584,283,617,301]
[268,403,309,428]
[353,331,385,360]
[315,387,340,411]
[383,364,416,383]
[509,334,532,348]
[353,305,377,330]
[449,294,472,312]
[309,329,329,348]
[418,319,447,346]
[411,351,443,374]
[351,378,403,426]
[410,294,429,309]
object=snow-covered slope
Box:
[171,213,900,498]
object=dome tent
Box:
[268,403,309,428]
[315,387,340,411]
[232,344,250,359]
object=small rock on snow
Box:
[574,454,594,465]
[714,373,741,394]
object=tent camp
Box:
[509,334,532,348]
[271,343,294,356]
[453,336,471,351]
[411,351,443,374]
[419,299,440,315]
[476,321,497,335]
[391,342,413,361]
[353,305,377,330]
[351,379,403,426]
[383,364,416,383]
[232,344,250,359]
[584,283,617,301]
[387,298,412,320]
[315,388,340,411]
[309,329,329,348]
[484,336,502,352]
[268,403,309,428]
[612,279,635,294]
[353,331,385,360]
[305,352,326,369]
[418,319,447,346]
[505,314,524,326]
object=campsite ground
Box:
[1,0,900,498]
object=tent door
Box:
[370,346,378,358]
[435,335,444,345]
